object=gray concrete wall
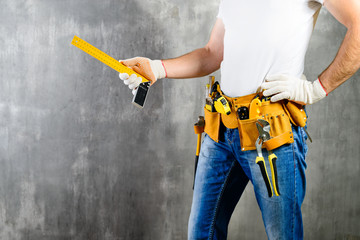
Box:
[0,0,358,239]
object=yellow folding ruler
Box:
[71,35,150,108]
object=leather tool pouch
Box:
[203,91,305,151]
[204,107,221,142]
[237,101,294,151]
[282,101,307,127]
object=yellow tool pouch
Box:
[282,101,307,128]
[203,90,306,151]
[203,107,221,142]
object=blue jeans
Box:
[188,125,308,240]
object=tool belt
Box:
[204,89,307,151]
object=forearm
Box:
[319,25,360,93]
[162,46,222,79]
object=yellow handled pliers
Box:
[255,119,280,197]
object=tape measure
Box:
[71,35,149,83]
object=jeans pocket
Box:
[301,127,307,142]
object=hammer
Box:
[193,116,205,189]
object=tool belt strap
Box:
[263,131,293,150]
[221,94,287,129]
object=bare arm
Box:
[318,0,360,94]
[162,18,225,79]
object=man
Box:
[118,0,360,239]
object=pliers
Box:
[255,119,280,197]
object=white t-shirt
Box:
[217,0,323,97]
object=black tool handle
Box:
[257,160,273,197]
[269,154,280,196]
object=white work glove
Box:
[119,57,167,95]
[260,74,328,105]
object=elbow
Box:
[345,13,360,32]
[347,22,360,45]
[204,44,223,70]
[348,21,360,33]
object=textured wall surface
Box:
[0,0,359,239]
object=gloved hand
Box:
[260,74,328,105]
[119,57,167,95]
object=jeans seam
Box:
[208,159,237,240]
[292,141,296,239]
